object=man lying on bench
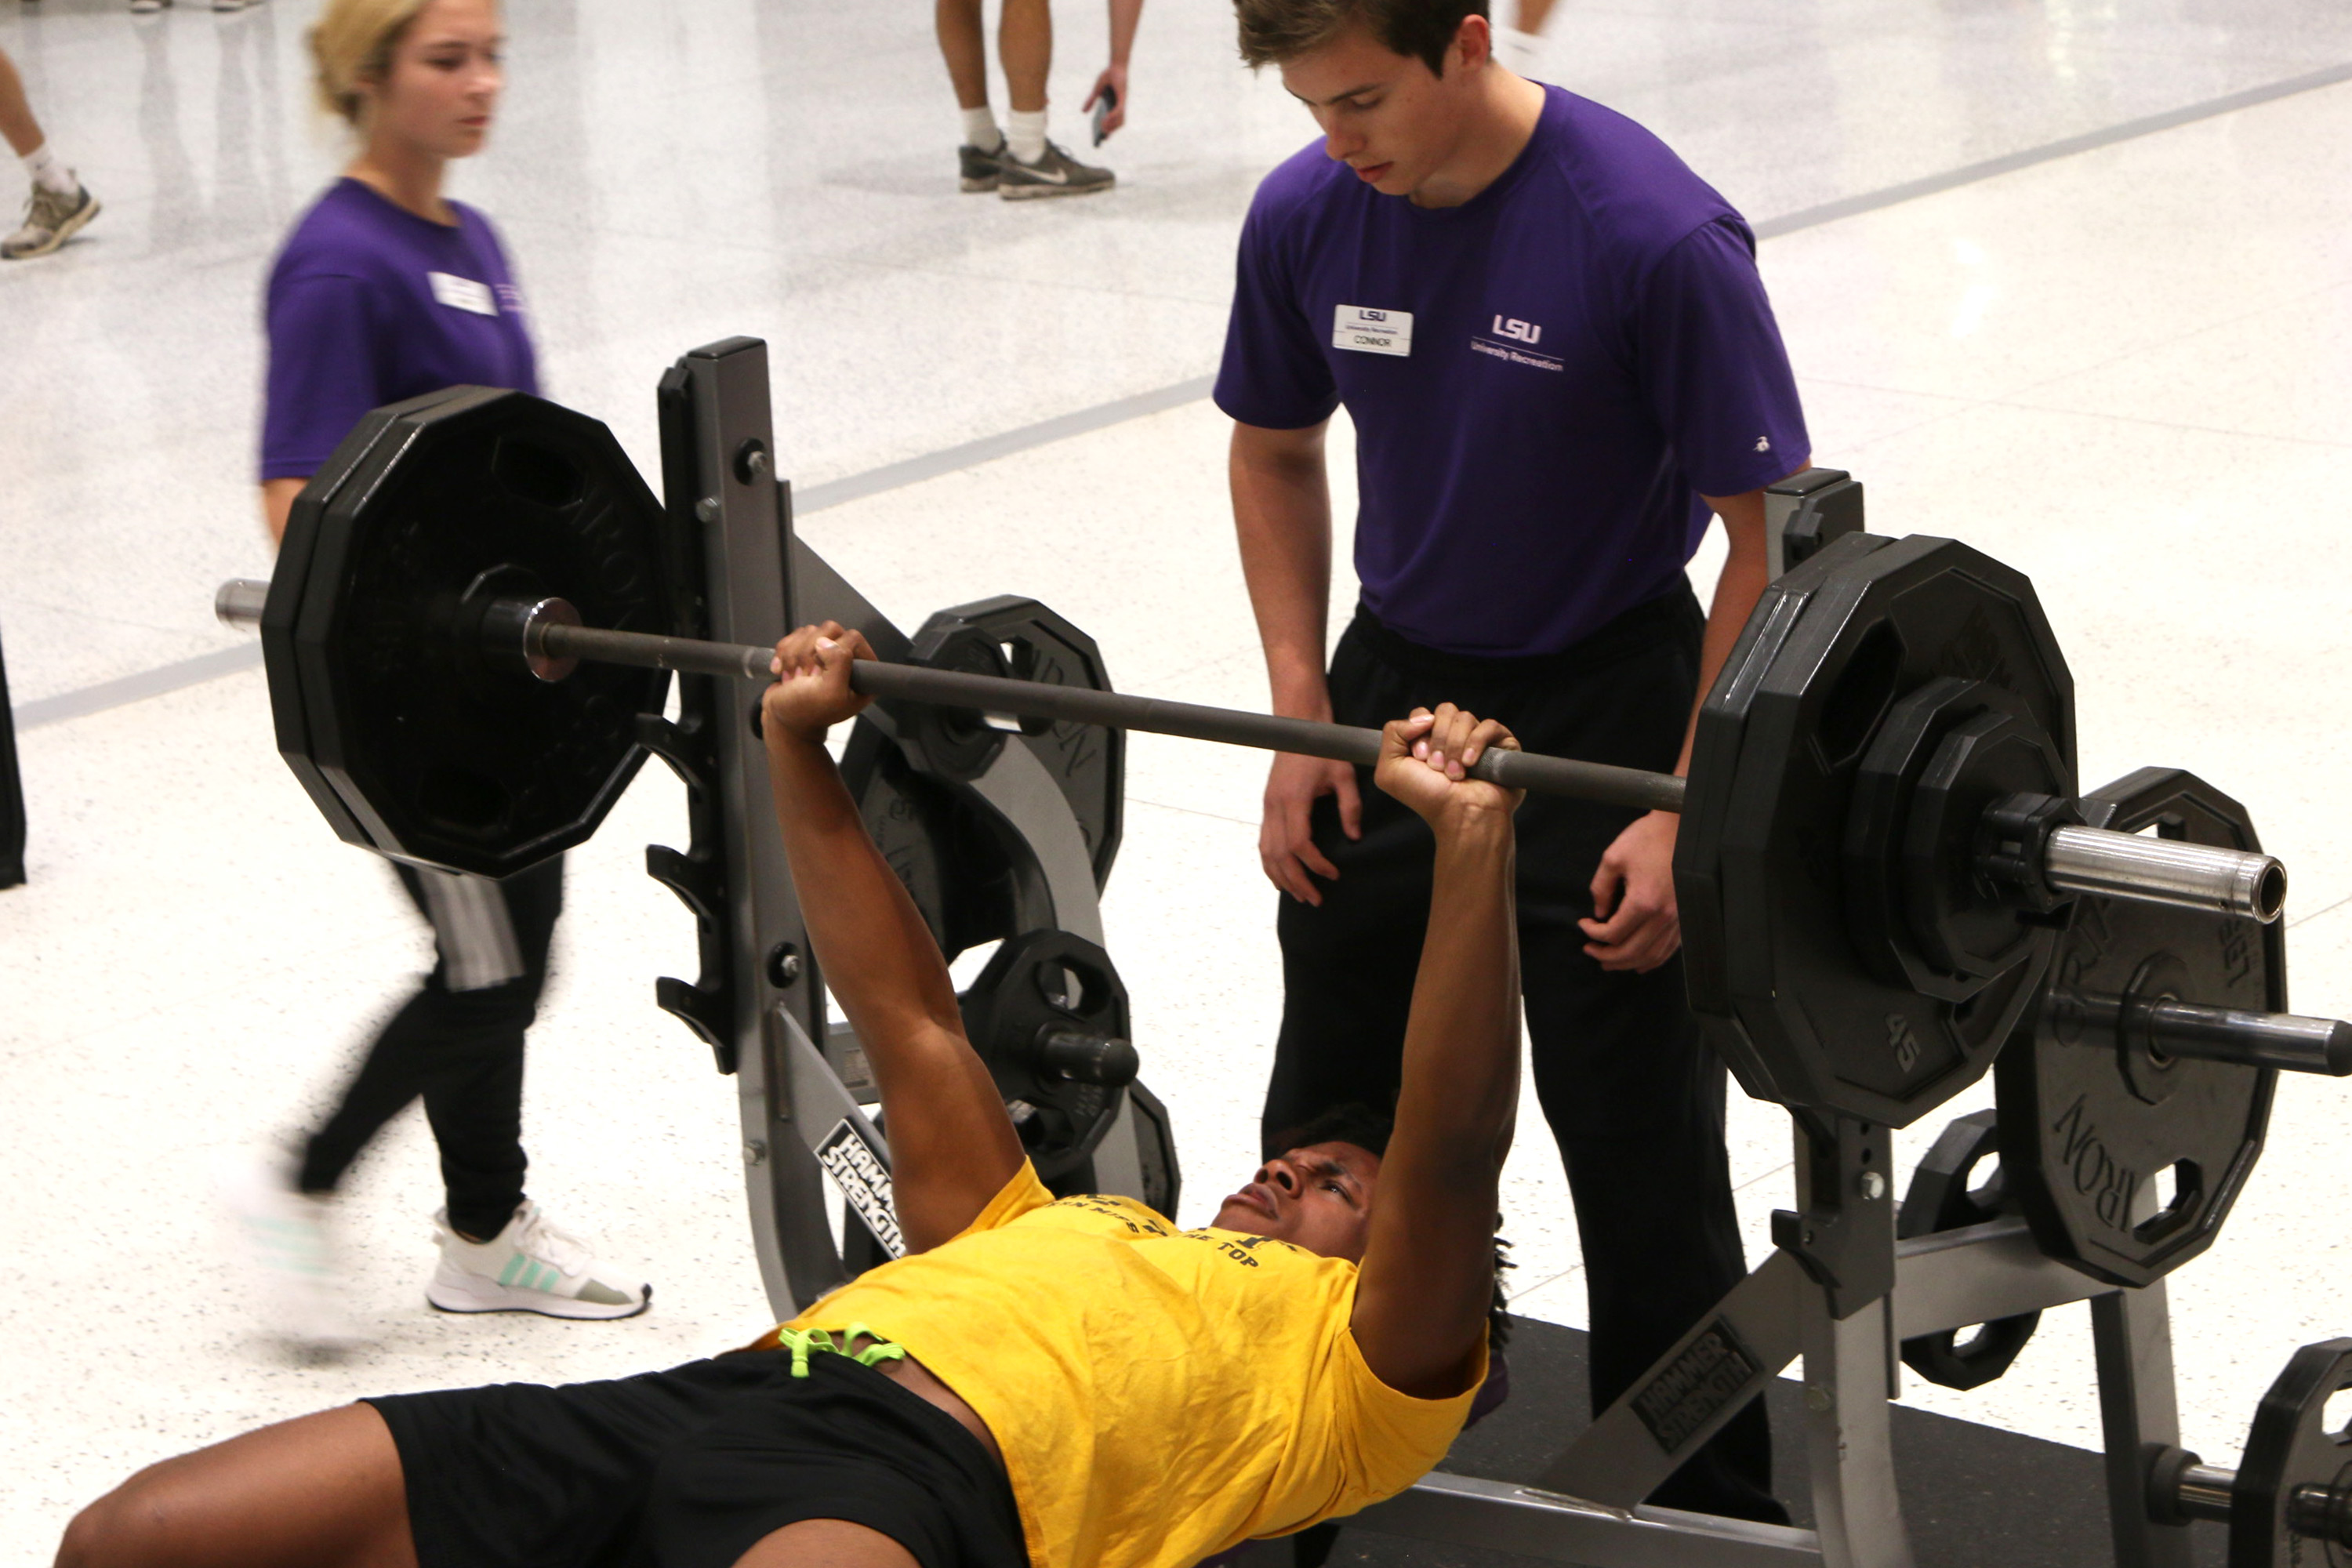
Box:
[57,622,1526,1568]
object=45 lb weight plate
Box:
[1679,534,2075,1128]
[267,387,673,877]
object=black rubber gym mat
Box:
[1318,1315,2228,1568]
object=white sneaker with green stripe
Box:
[426,1201,650,1319]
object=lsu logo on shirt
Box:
[1472,311,1563,372]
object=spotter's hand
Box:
[1373,704,1523,829]
[1580,809,1681,973]
[762,622,877,745]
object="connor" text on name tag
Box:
[1332,304,1412,357]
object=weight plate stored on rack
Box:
[959,928,1138,1193]
[1679,533,2075,1128]
[2228,1338,2352,1568]
[265,387,673,877]
[887,596,1123,885]
[1997,768,2280,1289]
[1896,1109,2039,1390]
[843,596,1123,957]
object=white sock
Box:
[1005,108,1048,165]
[1494,24,1542,75]
[960,107,1002,151]
[23,142,74,198]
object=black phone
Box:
[1092,83,1119,147]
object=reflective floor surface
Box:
[7,0,2352,1556]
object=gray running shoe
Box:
[959,139,1005,194]
[3,180,100,260]
[999,140,1114,201]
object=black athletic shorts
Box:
[365,1348,1030,1568]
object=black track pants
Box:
[1262,591,1783,1524]
[298,856,564,1240]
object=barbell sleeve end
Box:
[2044,824,2287,924]
[215,578,269,630]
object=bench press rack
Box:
[1352,1112,2197,1568]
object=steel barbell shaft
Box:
[210,578,2287,920]
[535,619,1692,813]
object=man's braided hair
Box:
[1276,1102,1515,1351]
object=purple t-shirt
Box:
[1214,86,1809,657]
[260,178,538,481]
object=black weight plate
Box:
[1997,768,2279,1289]
[1690,534,2074,1127]
[1124,1080,1182,1221]
[262,394,448,858]
[959,928,1131,1192]
[841,595,1123,959]
[289,388,673,877]
[902,595,1123,887]
[1842,677,2067,1000]
[2229,1338,2352,1568]
[838,725,1023,960]
[1896,1109,2040,1391]
[1679,529,1892,1108]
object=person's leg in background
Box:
[1494,0,1559,75]
[996,0,1050,161]
[0,45,99,260]
[1259,623,1432,1156]
[935,0,1006,191]
[232,856,644,1338]
[989,0,1116,198]
[1522,924,1782,1521]
[295,859,552,1216]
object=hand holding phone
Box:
[1084,67,1126,144]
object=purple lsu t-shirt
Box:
[260,177,539,481]
[1214,86,1809,658]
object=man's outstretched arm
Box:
[761,623,1025,1253]
[1350,705,1523,1399]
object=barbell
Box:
[209,574,2281,927]
[214,383,2318,1131]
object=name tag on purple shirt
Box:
[1332,304,1412,357]
[429,270,498,317]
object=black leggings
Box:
[1263,590,1783,1524]
[297,857,563,1240]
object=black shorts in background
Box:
[365,1349,1029,1568]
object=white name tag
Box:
[429,271,498,317]
[1333,304,1412,357]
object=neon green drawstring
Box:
[774,1323,909,1378]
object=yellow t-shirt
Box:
[752,1161,1481,1568]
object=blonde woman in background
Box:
[225,0,648,1347]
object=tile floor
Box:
[6,0,2352,1558]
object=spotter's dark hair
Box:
[1270,1101,1515,1351]
[1232,0,1489,78]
